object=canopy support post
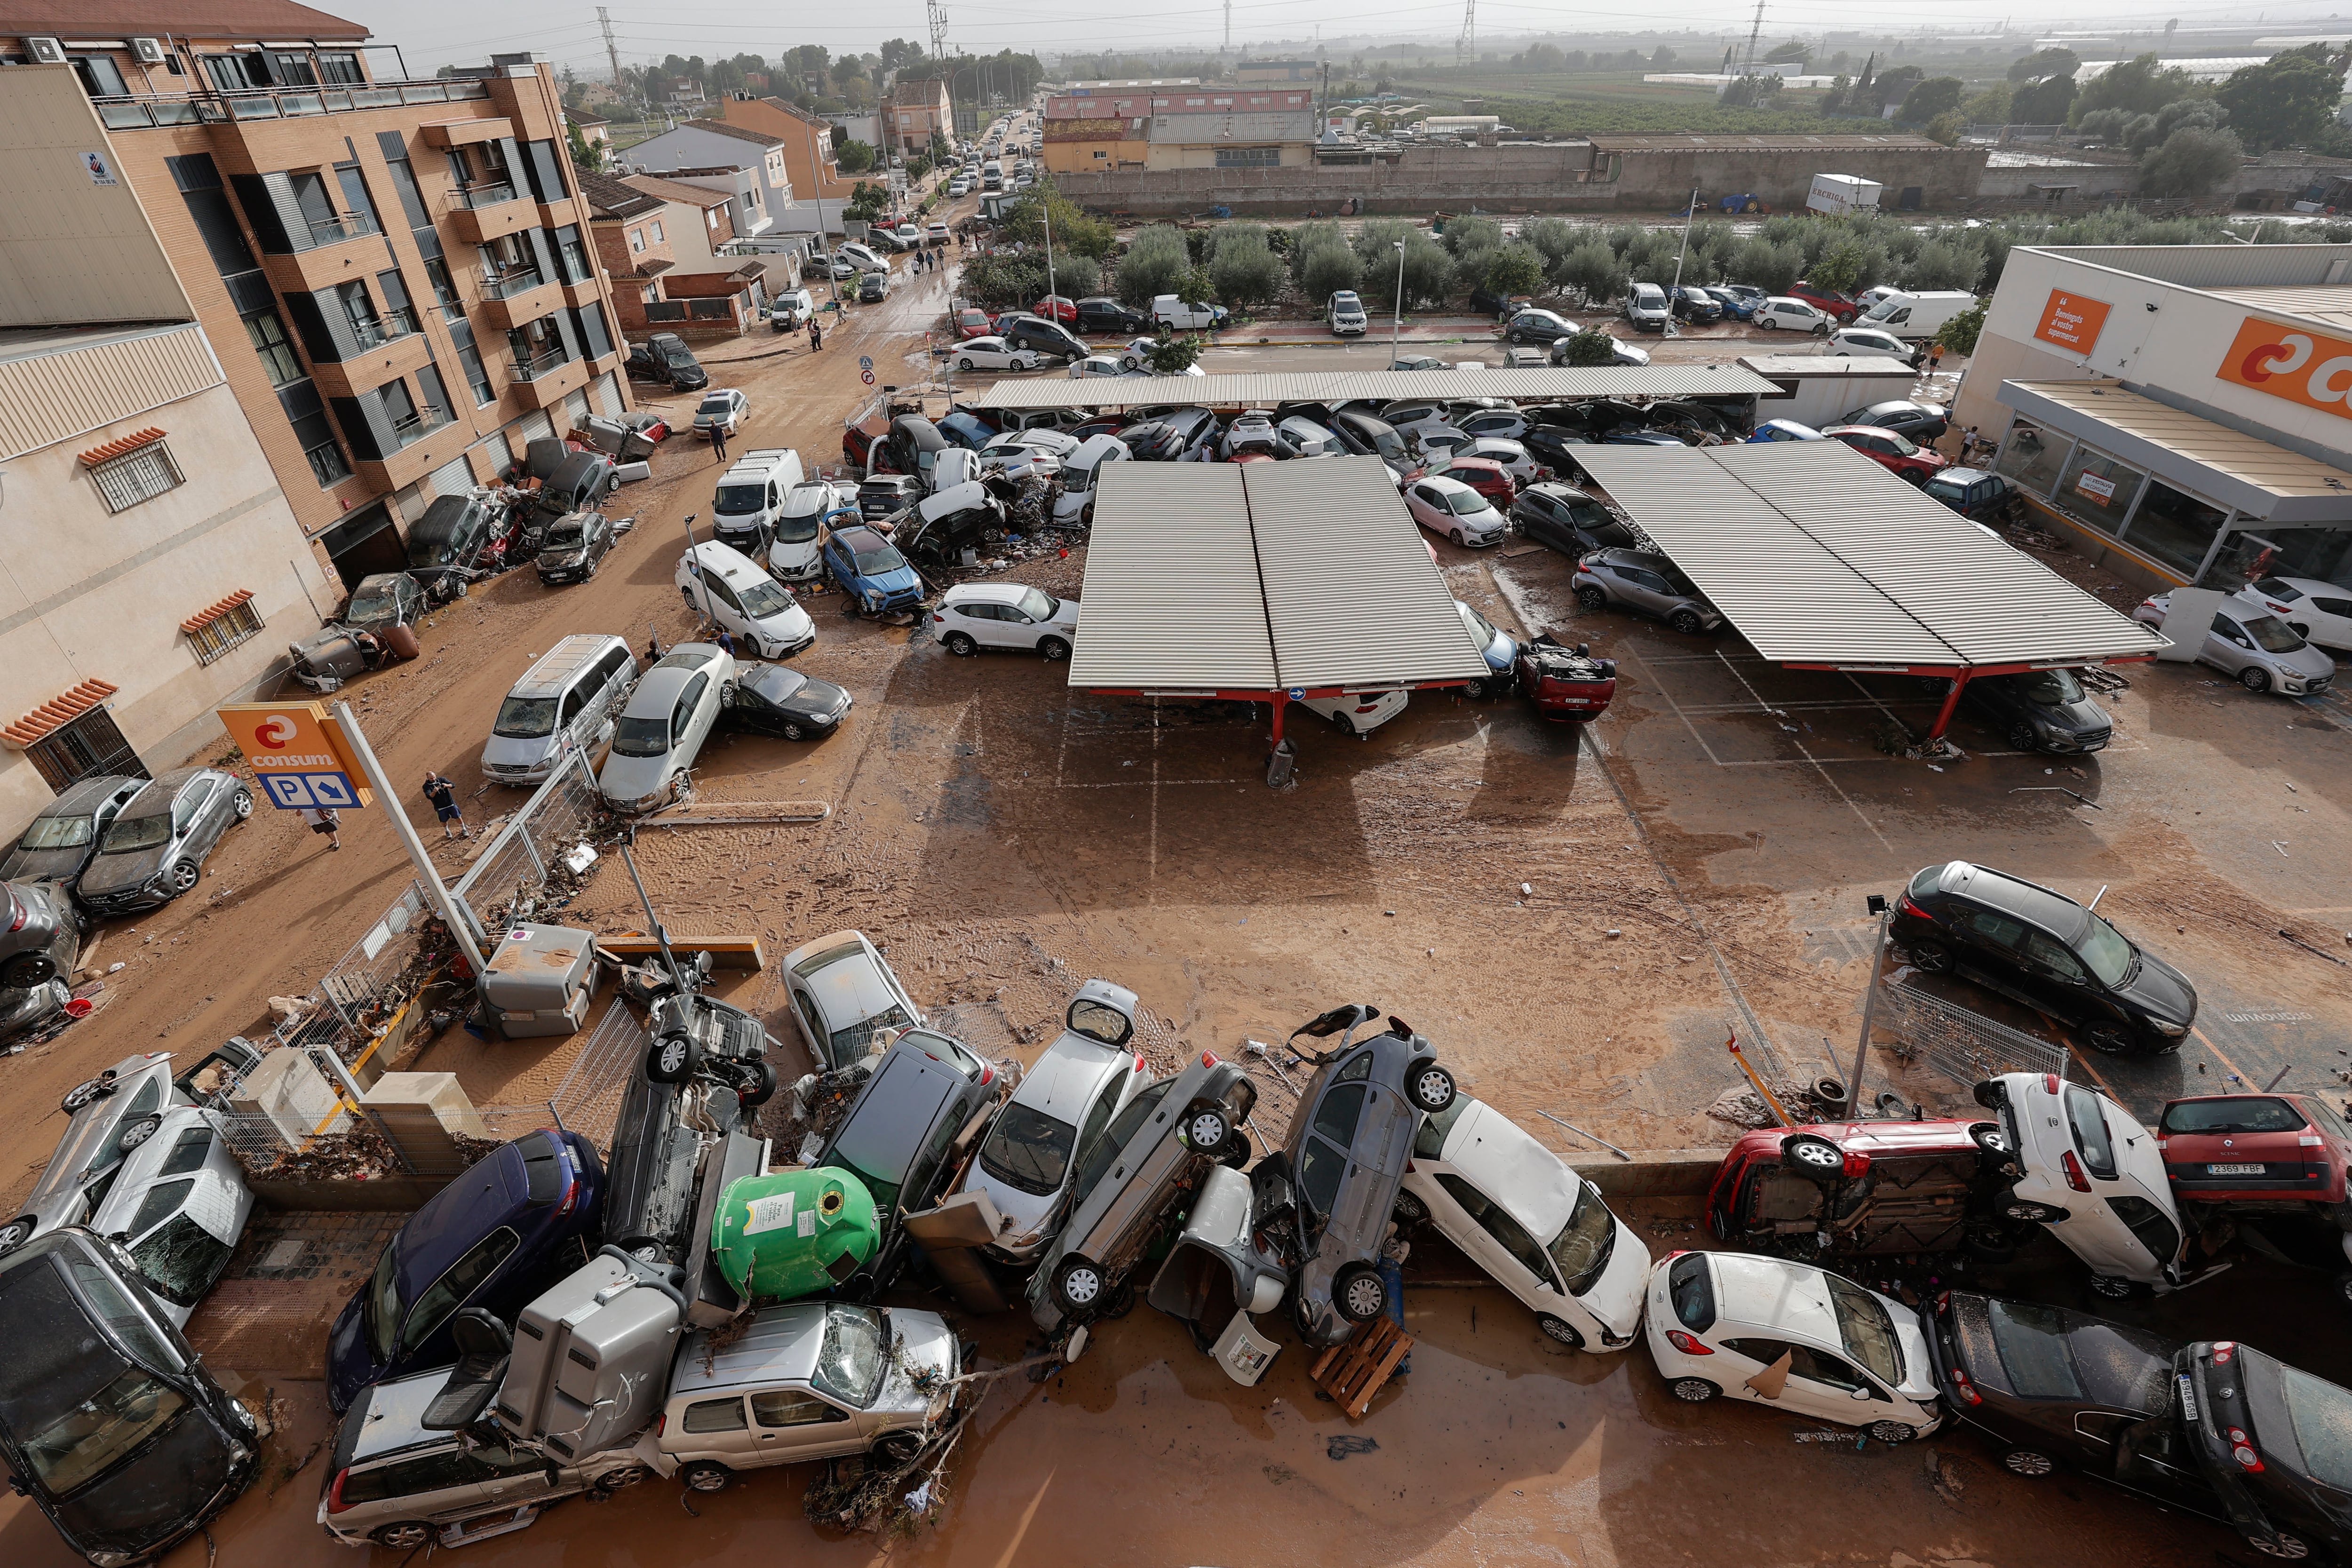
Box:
[1270,691,1288,746]
[1923,670,1970,745]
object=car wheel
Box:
[958,357,976,371]
[1901,469,1927,486]
[2089,1274,2136,1300]
[231,787,254,820]
[1408,1060,1457,1114]
[371,1523,434,1550]
[1537,1313,1585,1349]
[1576,585,1607,612]
[1218,1129,1252,1170]
[2082,1021,2137,1057]
[1780,1132,1845,1183]
[168,859,200,893]
[1907,938,1955,974]
[2001,1447,2058,1478]
[454,578,470,598]
[1462,677,1488,700]
[1039,636,1070,662]
[1671,1377,1719,1403]
[1054,1254,1106,1314]
[1812,323,1831,338]
[1,952,57,988]
[2251,1532,2316,1560]
[1963,1226,2020,1264]
[736,1059,777,1108]
[1969,1122,2012,1157]
[2007,721,2041,751]
[1668,608,1707,636]
[1331,710,1356,736]
[118,1114,162,1154]
[594,1465,648,1493]
[780,719,808,742]
[943,631,979,657]
[1450,528,1466,547]
[1334,1261,1388,1322]
[1184,1106,1231,1152]
[1393,1190,1429,1224]
[680,1462,732,1494]
[1867,1421,1918,1445]
[645,1031,701,1083]
[61,1078,105,1114]
[0,1217,32,1255]
[873,1432,924,1469]
[2002,1198,2066,1224]
[2241,666,2273,693]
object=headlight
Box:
[2151,1018,2190,1037]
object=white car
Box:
[1754,296,1831,334]
[1412,426,1475,462]
[1069,355,1135,379]
[927,221,950,243]
[1404,475,1506,547]
[1979,1071,2188,1296]
[1301,689,1407,736]
[598,643,734,813]
[769,480,854,581]
[1327,289,1369,336]
[1645,1250,1944,1443]
[1276,415,1339,457]
[934,582,1080,660]
[767,288,814,326]
[1117,336,1160,371]
[979,428,1077,480]
[961,980,1145,1262]
[948,178,970,196]
[1455,407,1531,442]
[86,1106,254,1326]
[836,241,889,273]
[891,222,922,246]
[1828,326,1920,364]
[2132,592,2337,696]
[1398,1096,1648,1350]
[675,540,815,660]
[1460,436,1542,486]
[1220,410,1281,460]
[781,929,924,1072]
[1391,355,1451,372]
[692,388,748,439]
[2238,574,2352,652]
[952,335,1041,373]
[1054,434,1128,523]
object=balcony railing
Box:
[89,77,490,131]
[389,411,454,449]
[509,348,571,382]
[480,269,546,301]
[382,306,420,338]
[308,211,379,245]
[304,440,352,487]
[449,181,520,212]
[346,314,417,352]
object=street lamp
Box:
[1390,238,1406,362]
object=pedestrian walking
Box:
[300,805,342,851]
[809,320,822,351]
[710,422,730,464]
[1959,424,1981,463]
[714,628,737,658]
[421,772,471,840]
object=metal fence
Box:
[1874,979,2070,1089]
[450,749,609,939]
[311,881,460,1069]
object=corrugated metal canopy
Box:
[1069,456,1491,692]
[1572,440,2169,670]
[969,364,1778,412]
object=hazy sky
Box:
[330,0,2351,79]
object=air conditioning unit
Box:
[26,36,67,65]
[132,37,167,64]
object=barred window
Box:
[1214,146,1280,168]
[90,444,185,513]
[187,599,265,665]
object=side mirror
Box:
[1851,1387,1873,1400]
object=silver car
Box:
[74,767,253,915]
[1573,547,1725,635]
[0,774,146,895]
[597,644,734,812]
[86,1105,254,1326]
[2133,592,2336,696]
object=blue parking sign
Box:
[261,771,361,810]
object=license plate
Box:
[2207,1163,2265,1176]
[2178,1372,2199,1423]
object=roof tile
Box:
[4,678,120,750]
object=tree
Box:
[1729,236,1802,294]
[1961,84,2012,126]
[1935,299,1987,357]
[2008,46,2080,83]
[1000,182,1115,259]
[1764,40,1809,65]
[1820,75,1851,115]
[1553,240,1627,305]
[1484,242,1545,296]
[1906,239,1984,291]
[1556,328,1618,366]
[2073,53,2202,120]
[1720,73,1783,108]
[1144,335,1205,374]
[1208,225,1285,307]
[2140,126,2244,198]
[1301,240,1363,301]
[1898,77,1964,125]
[1652,46,1678,69]
[1114,225,1192,307]
[566,122,604,173]
[2218,46,2341,153]
[1441,215,1504,256]
[836,139,876,174]
[2010,72,2077,125]
[1807,240,1868,294]
[844,180,887,220]
[1925,111,1966,147]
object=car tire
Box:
[168,859,200,894]
[1537,1313,1585,1349]
[1039,637,1070,662]
[2250,1532,2317,1560]
[1963,1226,2020,1265]
[680,1462,732,1494]
[1218,1129,1253,1170]
[1998,1445,2059,1478]
[736,1059,777,1108]
[2002,1198,2066,1224]
[232,787,254,820]
[1670,1377,1720,1403]
[2008,721,2041,751]
[2241,666,2273,693]
[0,1216,33,1255]
[1184,1105,1231,1153]
[1780,1132,1845,1184]
[2082,1021,2137,1057]
[945,631,977,656]
[119,1114,162,1154]
[61,1078,105,1114]
[1331,710,1356,736]
[1576,585,1607,612]
[2089,1274,2136,1301]
[1408,1060,1457,1114]
[371,1523,434,1550]
[1463,677,1489,700]
[1393,1190,1429,1224]
[594,1464,649,1494]
[645,1031,701,1083]
[1054,1254,1107,1314]
[1907,938,1955,974]
[1334,1261,1387,1323]
[958,357,976,371]
[873,1432,924,1469]
[1,952,58,988]
[1668,608,1707,636]
[1867,1421,1918,1444]
[1969,1122,2013,1157]
[1901,469,1926,486]
[780,719,809,742]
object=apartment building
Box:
[715,94,859,203]
[624,119,792,238]
[0,3,633,590]
[885,77,951,156]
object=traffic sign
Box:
[215,701,372,810]
[858,355,874,372]
[861,370,876,385]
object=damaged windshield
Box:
[492,695,558,739]
[98,813,172,854]
[977,1104,1076,1197]
[1549,1183,1619,1297]
[812,1305,889,1408]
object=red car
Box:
[953,307,997,339]
[1787,280,1860,323]
[1424,455,1514,508]
[1704,1115,2021,1260]
[1031,294,1079,326]
[1823,424,1948,483]
[1512,636,1616,722]
[2158,1093,2352,1212]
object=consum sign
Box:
[2034,289,2112,354]
[2217,317,2352,420]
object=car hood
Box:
[599,752,681,810]
[2116,948,2198,1029]
[874,1313,957,1416]
[748,602,817,645]
[809,957,897,1029]
[76,843,172,895]
[326,1289,379,1409]
[965,1168,1059,1244]
[776,676,851,716]
[0,843,94,884]
[482,732,560,770]
[2275,641,2339,678]
[1576,1217,1650,1339]
[2033,695,2112,733]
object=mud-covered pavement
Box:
[5,196,2352,1566]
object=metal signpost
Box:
[327,700,488,977]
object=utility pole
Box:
[597,6,624,101]
[1741,0,1766,73]
[1456,0,1475,70]
[1224,0,1232,51]
[331,700,488,976]
[926,0,950,70]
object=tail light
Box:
[556,1175,580,1218]
[1842,1153,1871,1178]
[1355,703,1380,714]
[326,1468,354,1513]
[1898,897,1930,922]
[1948,1368,1983,1407]
[2214,1342,2236,1365]
[2043,1075,2061,1096]
[1133,1055,1145,1072]
[1665,1330,1714,1356]
[2061,1151,2092,1193]
[6,903,23,934]
[655,1413,666,1438]
[1201,1051,1218,1069]
[978,1063,996,1087]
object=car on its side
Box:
[340,571,427,639]
[934,582,1080,661]
[84,1106,253,1327]
[1829,326,1924,366]
[950,335,1040,373]
[1645,1249,1943,1442]
[979,427,1078,481]
[1704,1116,2022,1264]
[0,776,145,900]
[74,767,253,916]
[814,1028,1001,1296]
[1824,424,1947,483]
[403,489,505,600]
[822,525,925,617]
[720,664,851,744]
[781,930,924,1072]
[598,644,735,813]
[1931,666,2114,755]
[1752,296,1831,334]
[1399,1096,1648,1350]
[1978,1072,2187,1297]
[1840,399,1950,443]
[325,1129,604,1412]
[692,389,748,439]
[1892,860,2196,1057]
[0,878,80,1011]
[1513,483,1635,558]
[1404,475,1507,547]
[2239,575,2352,652]
[2133,592,2336,697]
[1327,290,1369,336]
[1574,549,1724,635]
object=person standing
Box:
[1927,342,1945,375]
[710,420,730,465]
[421,772,470,840]
[300,805,342,851]
[809,319,823,351]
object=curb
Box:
[1566,1148,1723,1199]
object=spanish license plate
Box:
[2207,1163,2265,1176]
[2178,1372,2199,1423]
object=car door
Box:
[469,1440,572,1512]
[992,602,1040,650]
[2018,927,2099,1024]
[747,1387,860,1465]
[675,1394,763,1465]
[1518,494,1571,553]
[1781,1344,1896,1424]
[673,672,715,763]
[1716,1336,1798,1409]
[1616,566,1672,616]
[1432,1171,1565,1318]
[170,778,216,859]
[2206,612,2254,676]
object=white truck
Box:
[1152,295,1229,331]
[1739,354,1917,432]
[1856,289,1979,344]
[709,448,805,558]
[1806,173,1883,218]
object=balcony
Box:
[347,311,419,353]
[479,269,544,300]
[478,271,561,331]
[308,211,379,245]
[389,410,454,448]
[445,182,532,244]
[307,324,432,399]
[88,77,493,132]
[509,347,571,382]
[509,352,589,411]
[450,181,519,211]
[355,406,472,495]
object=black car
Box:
[1512,483,1636,557]
[1073,296,1148,334]
[1123,406,1217,461]
[0,1229,259,1566]
[857,473,922,520]
[1927,667,2113,755]
[1468,284,1526,318]
[2179,1339,2352,1562]
[721,665,851,741]
[1520,426,1594,483]
[1328,410,1414,472]
[626,332,707,391]
[534,508,617,585]
[1923,467,2023,525]
[525,451,617,552]
[816,1029,1002,1297]
[0,777,145,897]
[858,270,889,304]
[1000,313,1088,362]
[405,490,503,599]
[1891,860,2197,1056]
[1841,399,1949,443]
[1502,309,1577,345]
[1671,287,1723,324]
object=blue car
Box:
[1747,418,1824,444]
[1455,599,1519,697]
[326,1129,602,1412]
[937,410,995,451]
[1703,285,1760,320]
[823,524,926,616]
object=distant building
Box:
[886,77,952,155]
[1236,58,1318,83]
[567,111,611,149]
[624,119,795,237]
[716,95,861,202]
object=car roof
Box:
[396,1139,525,1286]
[36,773,144,818]
[119,767,208,816]
[944,581,1031,605]
[1438,1098,1585,1240]
[508,634,627,699]
[685,540,765,584]
[87,1106,218,1236]
[1936,860,2087,936]
[834,525,889,548]
[1418,474,1480,496]
[1934,467,1994,483]
[673,1302,827,1396]
[803,944,896,1023]
[348,1367,468,1464]
[1011,1033,1133,1118]
[1708,1251,1843,1341]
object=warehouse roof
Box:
[1570,440,2169,670]
[969,364,1778,412]
[1067,457,1490,693]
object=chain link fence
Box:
[450,748,609,938]
[1875,979,2071,1090]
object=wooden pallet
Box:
[1308,1316,1414,1421]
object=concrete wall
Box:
[1599,141,1987,211]
[0,70,192,326]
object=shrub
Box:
[1144,334,1204,374]
[1441,215,1505,256]
[1208,225,1286,307]
[2140,127,2244,199]
[1484,242,1546,297]
[1556,328,1619,367]
[1554,241,1628,305]
[1300,239,1364,301]
[1935,300,1987,357]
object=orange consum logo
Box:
[2216,316,2352,420]
[2034,289,2112,354]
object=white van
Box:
[1857,289,1978,344]
[1054,434,1128,523]
[710,448,805,557]
[482,633,639,785]
[675,541,817,660]
[769,480,854,581]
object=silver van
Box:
[481,634,638,786]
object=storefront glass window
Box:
[1994,418,2072,499]
[2051,444,2147,538]
[2122,480,2229,577]
[2205,527,2352,590]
